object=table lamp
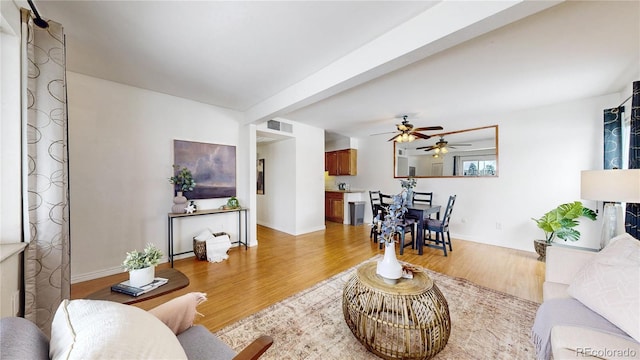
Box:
[580,169,640,249]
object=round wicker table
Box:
[342,261,450,360]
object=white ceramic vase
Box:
[377,241,403,284]
[129,266,155,287]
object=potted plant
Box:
[531,201,597,260]
[374,191,410,284]
[122,243,163,287]
[169,165,196,213]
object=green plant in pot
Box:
[531,201,597,260]
[123,243,163,287]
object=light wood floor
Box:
[71,222,545,332]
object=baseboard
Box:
[71,265,122,284]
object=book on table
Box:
[110,277,168,297]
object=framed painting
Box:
[173,140,236,199]
[257,159,265,195]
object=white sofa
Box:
[538,237,640,359]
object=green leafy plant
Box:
[532,201,597,244]
[122,243,163,271]
[169,165,196,192]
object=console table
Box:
[167,207,249,267]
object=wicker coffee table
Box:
[342,261,450,360]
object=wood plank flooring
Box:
[71,222,544,332]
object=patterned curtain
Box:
[603,106,624,169]
[20,9,70,336]
[626,81,640,238]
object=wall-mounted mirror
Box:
[394,125,498,178]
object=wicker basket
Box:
[193,232,230,261]
[534,240,550,261]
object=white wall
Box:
[351,93,627,252]
[256,120,325,235]
[294,122,326,234]
[67,72,247,282]
[256,139,296,234]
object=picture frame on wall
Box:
[173,140,236,199]
[257,159,265,195]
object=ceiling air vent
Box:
[267,120,293,133]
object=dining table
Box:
[406,203,441,255]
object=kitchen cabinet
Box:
[325,191,344,223]
[325,151,338,175]
[325,149,357,176]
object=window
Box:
[462,160,496,176]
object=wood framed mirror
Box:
[394,125,498,178]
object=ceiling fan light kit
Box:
[385,115,443,143]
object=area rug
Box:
[215,258,540,359]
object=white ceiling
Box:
[33,1,639,140]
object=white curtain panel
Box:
[20,8,70,336]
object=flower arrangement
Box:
[375,192,409,245]
[169,165,196,193]
[400,177,416,190]
[122,243,163,271]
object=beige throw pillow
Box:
[50,299,187,360]
[567,233,640,342]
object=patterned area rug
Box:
[215,258,540,359]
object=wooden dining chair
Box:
[369,191,382,239]
[380,193,393,205]
[425,195,456,256]
[412,191,433,207]
[372,203,416,255]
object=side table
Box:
[85,268,189,305]
[342,261,450,360]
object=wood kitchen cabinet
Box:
[325,149,357,176]
[325,191,344,223]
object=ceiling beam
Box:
[243,0,561,126]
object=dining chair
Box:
[404,191,434,249]
[412,191,433,207]
[369,190,382,239]
[372,203,416,255]
[380,193,393,205]
[424,195,456,256]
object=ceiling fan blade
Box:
[388,134,401,142]
[412,126,443,132]
[369,131,397,136]
[417,146,437,151]
[448,143,472,146]
[412,132,432,140]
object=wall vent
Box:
[267,119,293,133]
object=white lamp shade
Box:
[581,169,640,203]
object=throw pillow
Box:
[567,233,640,342]
[50,299,187,360]
[149,292,208,335]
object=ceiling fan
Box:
[416,136,471,154]
[382,115,443,143]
